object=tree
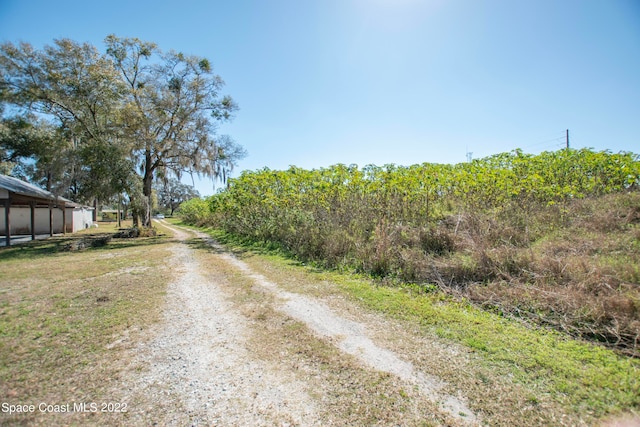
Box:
[1,36,245,226]
[0,38,129,202]
[154,177,200,216]
[0,113,76,193]
[0,39,124,144]
[75,139,135,204]
[105,35,245,226]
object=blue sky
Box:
[1,0,639,195]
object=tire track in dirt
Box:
[173,224,479,425]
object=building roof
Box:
[0,174,69,206]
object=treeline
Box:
[181,148,640,355]
[1,36,244,227]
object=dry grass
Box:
[463,193,640,356]
[0,222,173,426]
[335,192,640,356]
[192,248,460,426]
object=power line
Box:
[521,131,567,151]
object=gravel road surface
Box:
[116,223,478,426]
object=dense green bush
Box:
[188,148,639,266]
[176,197,210,226]
[180,148,640,354]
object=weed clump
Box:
[113,227,157,238]
[63,235,112,251]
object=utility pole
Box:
[566,129,570,149]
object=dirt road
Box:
[116,223,478,426]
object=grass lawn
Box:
[0,221,174,426]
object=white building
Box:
[0,174,94,246]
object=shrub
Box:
[194,149,640,355]
[178,197,211,226]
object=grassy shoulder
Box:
[0,221,174,426]
[173,219,640,424]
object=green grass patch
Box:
[323,275,640,418]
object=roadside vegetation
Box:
[172,221,640,424]
[178,148,640,420]
[0,221,173,426]
[180,148,640,358]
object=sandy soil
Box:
[115,223,478,426]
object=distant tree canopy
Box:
[154,177,200,216]
[0,35,245,226]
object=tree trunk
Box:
[131,203,141,228]
[117,195,122,228]
[142,150,153,228]
[130,194,140,228]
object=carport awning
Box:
[0,174,68,207]
[1,174,69,246]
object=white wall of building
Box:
[0,206,93,234]
[68,207,94,232]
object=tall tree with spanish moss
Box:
[105,35,244,226]
[0,35,245,226]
